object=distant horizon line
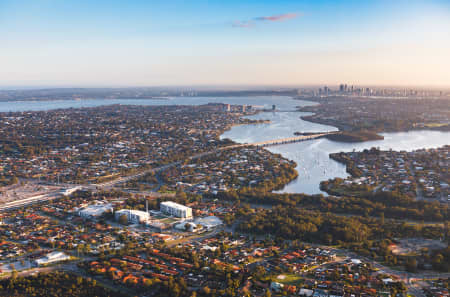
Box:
[1,84,450,91]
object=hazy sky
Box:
[1,0,450,87]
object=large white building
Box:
[160,201,193,219]
[78,203,113,219]
[34,251,70,266]
[115,209,150,224]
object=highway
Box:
[0,191,61,212]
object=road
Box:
[0,191,62,211]
[336,249,450,297]
[281,240,450,296]
[166,226,224,248]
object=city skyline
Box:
[1,0,450,88]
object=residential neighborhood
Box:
[0,98,447,297]
[324,146,449,202]
[155,147,297,194]
[0,104,261,186]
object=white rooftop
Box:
[115,209,149,216]
[160,201,191,210]
[79,203,112,216]
[195,216,223,228]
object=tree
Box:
[11,269,17,281]
[432,253,445,271]
[118,214,128,225]
[11,176,19,185]
[176,190,187,200]
[405,258,417,272]
[203,286,211,295]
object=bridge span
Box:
[250,132,331,147]
[220,132,334,149]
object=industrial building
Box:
[194,216,223,230]
[34,251,70,266]
[160,201,193,219]
[114,209,150,224]
[78,203,113,219]
[174,221,198,232]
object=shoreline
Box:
[0,97,170,103]
[295,96,450,134]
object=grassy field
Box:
[159,217,181,224]
[271,274,304,286]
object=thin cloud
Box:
[232,12,300,28]
[254,13,299,22]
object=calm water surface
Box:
[219,98,450,195]
[1,96,448,195]
[0,96,301,112]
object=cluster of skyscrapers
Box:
[297,84,448,98]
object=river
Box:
[1,96,448,195]
[217,98,450,195]
[0,96,303,112]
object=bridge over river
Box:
[248,132,333,147]
[221,132,335,149]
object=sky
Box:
[1,0,450,88]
